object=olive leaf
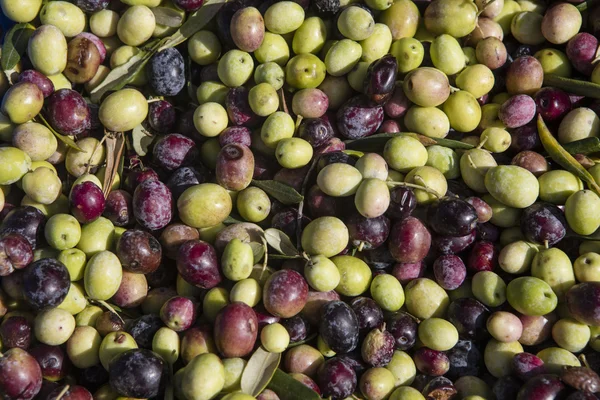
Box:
[241,347,281,397]
[562,137,600,155]
[223,215,244,224]
[267,369,321,400]
[102,131,125,198]
[543,74,600,99]
[89,48,153,103]
[577,0,600,12]
[537,115,600,196]
[1,23,34,71]
[249,241,266,264]
[342,149,365,158]
[264,228,299,256]
[158,0,228,51]
[151,7,185,27]
[131,124,154,156]
[251,180,304,205]
[287,332,317,348]
[36,114,83,151]
[345,132,474,152]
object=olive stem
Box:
[86,133,108,175]
[146,98,162,103]
[387,180,441,198]
[449,85,461,93]
[261,236,269,271]
[357,241,365,252]
[279,88,290,115]
[55,385,70,400]
[477,136,489,150]
[579,353,591,369]
[544,240,549,249]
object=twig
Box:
[55,385,70,400]
[387,180,441,198]
[296,157,320,251]
[279,88,290,115]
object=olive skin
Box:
[108,349,165,399]
[320,300,360,354]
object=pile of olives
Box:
[4,0,600,398]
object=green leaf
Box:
[249,241,266,264]
[89,48,153,103]
[543,74,600,99]
[264,228,299,256]
[577,0,600,12]
[537,115,600,196]
[342,149,365,158]
[241,347,281,397]
[562,137,600,156]
[36,114,83,151]
[223,215,244,224]
[131,124,154,156]
[158,0,228,50]
[151,6,185,27]
[1,23,34,71]
[345,132,474,152]
[267,369,321,400]
[287,332,317,348]
[251,180,304,205]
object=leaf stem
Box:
[55,385,70,400]
[387,180,441,198]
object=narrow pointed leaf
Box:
[241,347,281,397]
[543,74,600,99]
[265,228,299,256]
[131,124,154,156]
[249,241,266,264]
[1,23,34,71]
[561,137,600,155]
[345,132,474,152]
[251,180,304,205]
[267,369,321,400]
[36,114,83,151]
[537,114,600,196]
[89,49,152,103]
[151,7,184,27]
[158,0,227,50]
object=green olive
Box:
[403,68,450,107]
[404,106,450,139]
[152,327,179,365]
[302,217,349,257]
[404,278,449,319]
[538,170,583,204]
[229,278,262,307]
[57,282,86,315]
[390,37,424,74]
[276,138,313,169]
[84,250,123,301]
[293,16,327,55]
[264,1,305,34]
[430,34,466,75]
[426,145,460,179]
[222,239,254,281]
[65,137,106,178]
[384,136,428,173]
[565,190,600,235]
[196,81,229,105]
[35,308,76,345]
[484,339,523,377]
[0,0,42,22]
[255,32,290,65]
[117,5,155,46]
[418,317,459,351]
[370,273,404,312]
[99,88,148,132]
[472,271,507,307]
[331,255,372,296]
[317,163,363,197]
[485,165,539,208]
[360,23,393,64]
[1,82,44,124]
[443,91,482,133]
[40,1,85,37]
[386,350,416,387]
[537,347,580,374]
[236,187,271,223]
[324,39,363,77]
[188,30,221,65]
[380,0,420,40]
[182,353,225,400]
[90,9,120,37]
[0,147,32,185]
[178,183,232,229]
[456,64,495,98]
[261,111,295,148]
[12,122,57,161]
[404,166,448,204]
[261,322,290,353]
[304,255,341,292]
[66,326,102,368]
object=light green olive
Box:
[483,194,522,228]
[443,91,482,133]
[531,248,575,301]
[456,64,495,98]
[390,37,424,74]
[325,39,363,77]
[57,282,86,315]
[405,278,449,319]
[337,6,375,41]
[293,16,327,55]
[0,0,42,22]
[380,0,420,40]
[22,167,61,205]
[66,326,102,368]
[196,81,229,105]
[511,11,545,45]
[472,271,507,307]
[75,305,103,327]
[370,273,404,312]
[430,34,466,75]
[534,48,571,77]
[58,248,87,281]
[0,147,32,185]
[301,217,349,257]
[117,5,155,46]
[222,358,247,393]
[264,1,305,34]
[386,350,416,387]
[485,165,539,208]
[507,276,558,316]
[99,88,148,132]
[222,239,254,282]
[260,111,295,149]
[178,183,232,229]
[347,61,370,93]
[276,138,313,169]
[565,190,600,235]
[304,255,341,292]
[255,32,290,65]
[261,322,290,353]
[360,23,393,64]
[537,347,580,374]
[152,327,180,365]
[317,163,363,197]
[182,353,225,400]
[188,30,222,65]
[418,318,459,351]
[498,240,539,274]
[84,250,123,301]
[40,1,85,37]
[1,82,44,124]
[254,62,285,90]
[230,279,262,307]
[426,145,460,179]
[538,170,583,204]
[35,308,76,346]
[193,102,228,137]
[332,255,372,296]
[236,187,271,223]
[404,106,450,139]
[484,339,523,377]
[481,127,511,153]
[383,136,428,173]
[404,166,448,204]
[558,107,600,144]
[355,178,390,218]
[90,9,120,37]
[110,45,146,86]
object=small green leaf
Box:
[561,137,600,155]
[241,347,281,397]
[1,23,34,71]
[158,0,228,50]
[131,124,154,156]
[543,74,600,99]
[342,149,365,158]
[151,6,184,27]
[249,241,266,264]
[36,114,83,151]
[264,228,299,256]
[223,215,244,224]
[267,369,321,400]
[89,48,153,103]
[537,115,600,196]
[251,180,304,205]
[345,132,474,152]
[577,0,600,12]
